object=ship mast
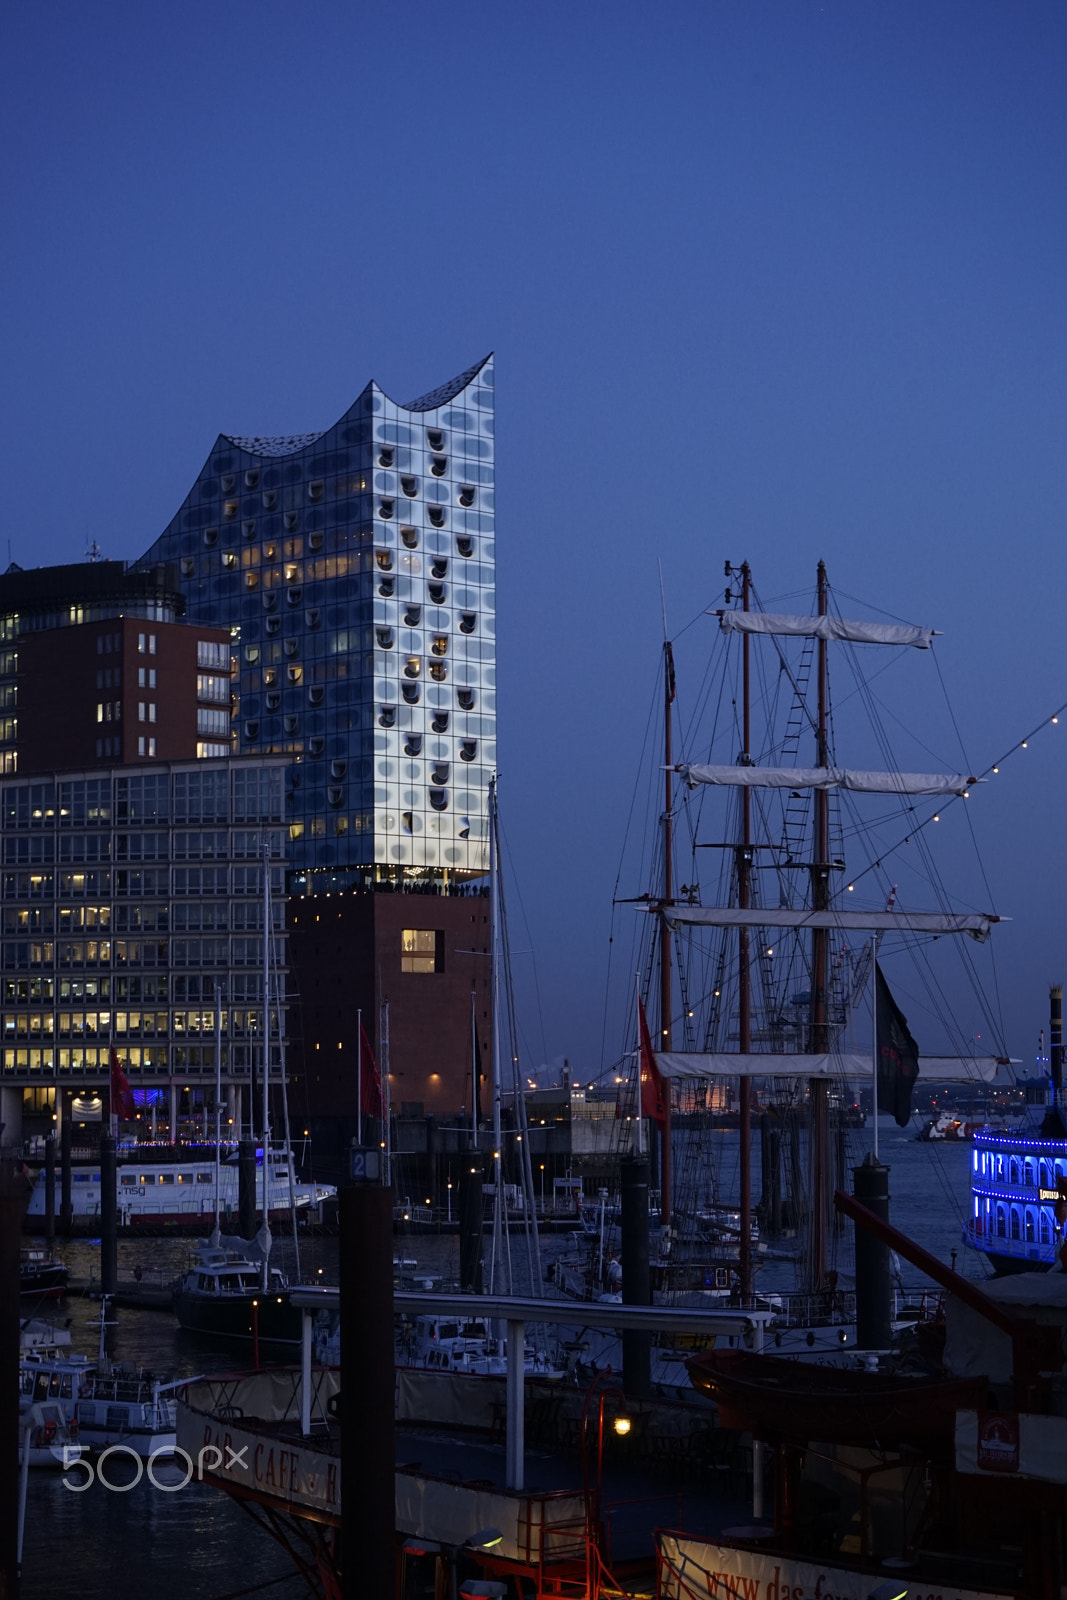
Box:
[737,563,753,1304]
[808,560,831,1292]
[659,640,674,1225]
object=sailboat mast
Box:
[488,776,505,1292]
[737,563,753,1304]
[659,640,674,1227]
[808,559,831,1291]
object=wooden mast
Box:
[737,563,753,1304]
[659,640,674,1226]
[808,560,831,1292]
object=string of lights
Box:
[844,695,1067,896]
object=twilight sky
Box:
[2,1,1066,1084]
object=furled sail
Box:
[655,1051,1003,1083]
[661,906,1000,941]
[716,611,935,649]
[677,763,975,796]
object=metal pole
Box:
[489,778,504,1294]
[60,1106,72,1237]
[381,999,391,1189]
[0,1162,23,1597]
[300,1309,313,1436]
[356,1008,362,1150]
[738,562,753,1304]
[808,559,831,1292]
[214,983,222,1236]
[469,989,478,1150]
[261,844,271,1233]
[340,1184,394,1600]
[871,937,879,1161]
[44,1131,55,1252]
[505,1318,525,1491]
[99,1134,117,1297]
[659,642,674,1225]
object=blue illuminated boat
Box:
[964,984,1067,1274]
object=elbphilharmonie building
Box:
[137,356,496,888]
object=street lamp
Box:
[539,1164,545,1215]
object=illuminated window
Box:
[401,929,441,974]
[431,635,448,657]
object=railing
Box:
[963,1218,1055,1264]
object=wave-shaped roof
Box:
[217,355,492,458]
[402,354,492,412]
[222,431,327,458]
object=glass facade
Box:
[136,356,496,887]
[0,760,287,1084]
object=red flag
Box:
[358,1021,382,1119]
[110,1046,135,1124]
[638,998,667,1125]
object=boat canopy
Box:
[661,905,999,941]
[716,610,935,649]
[654,1050,1003,1083]
[676,763,975,797]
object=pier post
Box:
[300,1311,313,1436]
[238,1139,257,1240]
[340,1183,394,1600]
[621,1155,651,1396]
[99,1134,117,1297]
[852,1153,891,1348]
[0,1160,24,1597]
[44,1132,55,1251]
[60,1105,72,1238]
[506,1318,525,1491]
[459,1158,483,1292]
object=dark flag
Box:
[638,998,668,1125]
[876,964,920,1126]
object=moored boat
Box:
[686,1346,987,1449]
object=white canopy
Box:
[677,763,974,797]
[662,905,999,941]
[717,611,935,649]
[654,1050,1002,1082]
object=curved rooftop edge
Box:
[218,354,494,459]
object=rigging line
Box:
[931,642,974,773]
[831,586,934,629]
[844,691,1067,895]
[498,817,550,1071]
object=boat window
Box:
[60,1376,72,1398]
[1010,1208,1021,1240]
[996,1205,1006,1237]
[34,1374,48,1401]
[1009,1159,1019,1185]
[120,1175,137,1186]
[1024,1160,1035,1186]
[49,1374,60,1397]
[437,1323,458,1339]
[74,1174,90,1184]
[1042,1211,1052,1243]
[197,1173,212,1182]
[159,1174,175,1185]
[1026,1210,1035,1243]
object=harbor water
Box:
[21,1118,983,1598]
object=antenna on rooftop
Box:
[86,540,103,563]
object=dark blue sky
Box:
[3,2,1065,1079]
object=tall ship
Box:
[611,560,1011,1323]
